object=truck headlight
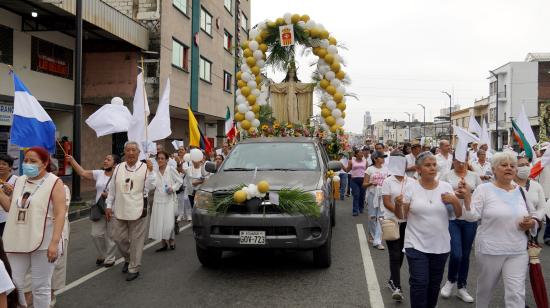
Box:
[194,191,213,209]
[311,190,325,206]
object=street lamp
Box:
[489,70,499,151]
[417,104,426,137]
[442,91,452,139]
[404,112,411,142]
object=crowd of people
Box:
[339,139,550,308]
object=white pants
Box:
[177,192,192,220]
[91,216,117,264]
[8,250,55,308]
[475,252,528,308]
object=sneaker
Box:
[387,280,398,292]
[375,244,385,250]
[456,287,474,303]
[392,288,404,302]
[440,280,456,298]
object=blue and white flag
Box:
[10,72,56,153]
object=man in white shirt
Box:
[471,150,492,183]
[405,143,421,178]
[435,139,453,179]
[468,142,478,163]
[106,141,156,281]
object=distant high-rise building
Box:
[363,111,372,130]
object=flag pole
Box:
[141,56,149,156]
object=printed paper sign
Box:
[279,25,295,47]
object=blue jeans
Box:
[406,248,449,308]
[349,177,365,215]
[447,219,477,288]
[338,173,348,200]
[367,190,383,245]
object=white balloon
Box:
[236,89,241,96]
[297,21,306,28]
[237,103,249,113]
[251,89,261,97]
[247,80,257,89]
[258,21,266,30]
[252,119,260,128]
[283,13,292,24]
[249,29,259,40]
[245,111,256,121]
[242,72,252,82]
[318,65,329,75]
[256,59,265,68]
[331,109,342,118]
[190,149,203,162]
[183,153,191,163]
[337,85,346,94]
[325,71,335,81]
[327,45,338,55]
[318,58,327,67]
[253,49,263,60]
[326,100,337,110]
[320,117,326,124]
[330,79,341,87]
[305,20,316,30]
[240,64,251,73]
[236,95,246,105]
[320,39,329,49]
[248,40,259,51]
[336,118,345,126]
[317,23,325,31]
[320,95,328,103]
[111,97,123,105]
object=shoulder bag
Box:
[90,174,112,222]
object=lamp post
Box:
[71,0,82,201]
[404,112,411,142]
[417,104,426,137]
[442,91,452,139]
[489,70,499,151]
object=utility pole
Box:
[71,0,82,201]
[442,91,452,140]
[489,70,499,151]
[418,104,426,137]
[404,112,411,142]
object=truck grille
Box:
[211,226,296,236]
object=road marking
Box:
[356,224,385,308]
[55,223,192,296]
[69,216,90,224]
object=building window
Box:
[223,71,232,92]
[240,12,248,32]
[489,81,497,96]
[200,7,212,35]
[172,39,189,71]
[224,0,232,13]
[173,0,187,15]
[0,25,13,65]
[224,30,232,52]
[31,37,73,79]
[199,57,211,82]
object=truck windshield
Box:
[222,142,320,171]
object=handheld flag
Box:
[85,97,132,137]
[454,126,479,163]
[225,106,236,141]
[10,71,56,153]
[188,107,212,153]
[127,71,150,157]
[480,119,491,147]
[512,104,537,159]
[530,147,550,178]
[468,110,482,137]
[148,78,172,141]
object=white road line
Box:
[69,216,90,224]
[55,223,193,296]
[356,224,385,308]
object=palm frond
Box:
[277,188,320,218]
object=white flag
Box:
[454,126,479,163]
[480,119,491,147]
[516,104,538,149]
[85,99,132,137]
[171,140,184,151]
[148,78,172,141]
[127,72,150,157]
[468,110,482,137]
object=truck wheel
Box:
[331,201,336,227]
[313,228,332,268]
[196,244,222,267]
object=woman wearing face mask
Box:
[0,147,66,308]
[66,154,121,267]
[514,156,546,231]
[439,152,481,303]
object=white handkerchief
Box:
[171,140,184,150]
[216,148,222,155]
[388,156,406,176]
[269,192,279,205]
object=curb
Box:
[68,200,93,222]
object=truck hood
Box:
[200,170,323,192]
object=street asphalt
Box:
[55,197,549,308]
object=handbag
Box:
[381,218,400,241]
[90,175,112,222]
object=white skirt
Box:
[148,198,176,241]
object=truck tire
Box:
[313,228,332,268]
[196,244,222,267]
[331,200,336,227]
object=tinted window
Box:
[223,142,319,171]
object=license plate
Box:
[239,231,266,245]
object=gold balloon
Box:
[241,41,249,49]
[326,85,336,95]
[233,190,247,204]
[259,43,268,53]
[236,71,242,81]
[325,116,336,126]
[321,108,331,118]
[330,125,339,133]
[241,86,251,97]
[300,14,310,22]
[342,111,346,118]
[235,112,245,122]
[276,17,285,25]
[243,48,252,58]
[337,102,347,111]
[324,54,335,65]
[321,103,327,109]
[251,66,260,76]
[291,14,301,24]
[317,48,327,58]
[319,79,330,89]
[247,94,257,104]
[333,92,343,103]
[328,36,337,45]
[312,47,321,56]
[255,35,263,43]
[241,120,251,130]
[260,31,269,40]
[255,75,262,84]
[252,104,260,113]
[310,27,321,38]
[336,70,346,80]
[320,30,329,39]
[267,21,276,28]
[246,57,256,67]
[237,80,246,89]
[331,62,341,73]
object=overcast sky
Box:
[251,0,550,133]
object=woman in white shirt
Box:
[363,151,388,250]
[68,154,120,267]
[461,152,538,308]
[514,156,546,223]
[439,153,482,303]
[381,152,415,302]
[395,151,462,308]
[0,154,17,237]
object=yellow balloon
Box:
[312,47,321,56]
[324,54,335,65]
[252,104,260,113]
[236,71,242,81]
[241,86,251,97]
[259,43,268,53]
[235,112,245,122]
[243,48,252,58]
[337,102,347,111]
[317,48,327,58]
[300,14,310,22]
[326,86,336,95]
[321,108,331,118]
[310,27,321,38]
[336,70,346,80]
[246,57,256,67]
[234,190,247,203]
[241,41,249,49]
[291,14,301,24]
[255,35,263,43]
[255,75,262,84]
[330,125,339,133]
[241,120,251,130]
[267,21,277,28]
[321,103,327,109]
[251,66,260,76]
[342,111,346,118]
[333,92,343,103]
[257,180,270,193]
[276,17,285,25]
[237,80,246,89]
[325,116,336,126]
[260,31,269,40]
[331,62,341,73]
[319,79,330,89]
[328,36,337,45]
[320,30,329,39]
[247,94,257,104]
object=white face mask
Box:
[517,166,531,180]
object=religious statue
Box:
[269,64,314,124]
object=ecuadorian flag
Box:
[188,107,212,153]
[10,72,56,153]
[512,104,537,160]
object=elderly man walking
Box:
[105,141,155,281]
